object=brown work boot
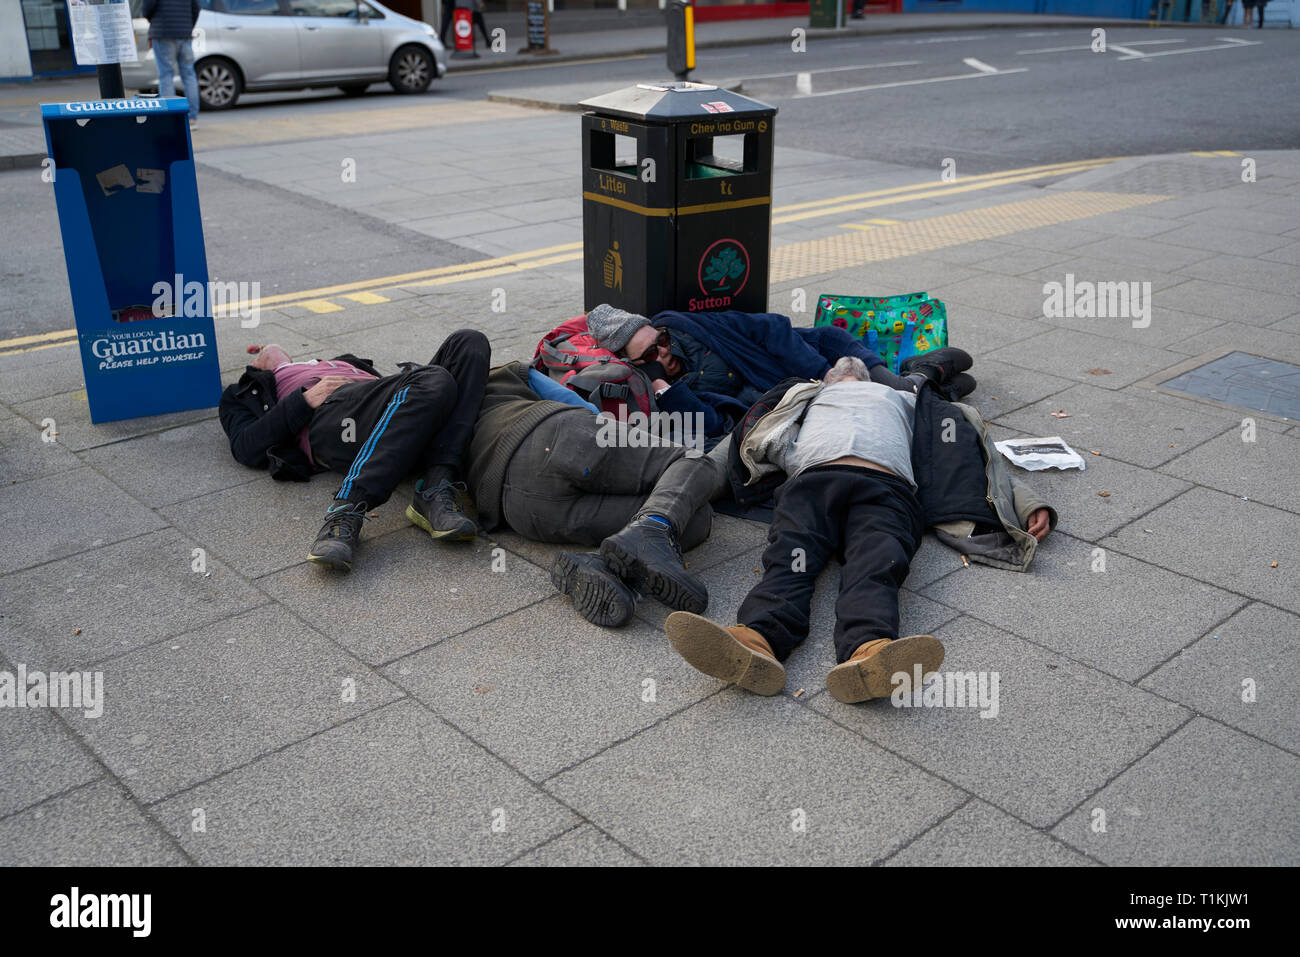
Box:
[825,634,945,704]
[664,612,786,696]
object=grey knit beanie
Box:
[586,303,651,354]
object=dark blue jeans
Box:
[154,38,199,121]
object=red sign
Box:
[453,9,473,51]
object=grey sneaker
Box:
[406,479,477,541]
[307,500,368,572]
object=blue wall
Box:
[902,1,1150,18]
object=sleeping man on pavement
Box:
[664,355,1056,705]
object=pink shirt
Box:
[273,359,377,464]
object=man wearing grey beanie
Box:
[585,304,654,354]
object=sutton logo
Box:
[691,238,749,310]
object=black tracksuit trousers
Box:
[307,329,490,508]
[737,465,925,664]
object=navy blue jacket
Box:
[650,309,884,438]
[653,310,831,392]
[143,0,201,40]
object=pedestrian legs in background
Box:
[154,38,177,103]
[154,38,200,123]
[438,0,454,43]
[473,1,491,51]
[176,37,200,123]
[441,1,490,58]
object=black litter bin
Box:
[580,82,776,317]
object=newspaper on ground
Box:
[994,436,1086,471]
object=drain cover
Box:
[1161,352,1300,419]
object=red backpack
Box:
[532,315,656,418]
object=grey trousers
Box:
[501,410,727,549]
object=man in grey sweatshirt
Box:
[666,356,1054,705]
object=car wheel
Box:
[388,46,434,95]
[339,83,370,97]
[196,57,242,111]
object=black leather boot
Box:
[551,552,637,628]
[900,346,973,383]
[937,371,977,401]
[599,518,708,614]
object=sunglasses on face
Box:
[630,330,671,366]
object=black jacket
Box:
[909,383,1004,530]
[143,0,201,41]
[218,354,379,482]
[724,376,806,506]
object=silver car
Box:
[124,0,448,110]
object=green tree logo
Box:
[703,245,746,291]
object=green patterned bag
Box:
[813,292,949,373]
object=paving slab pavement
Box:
[149,700,581,866]
[885,798,1095,868]
[1051,718,1300,867]
[545,691,967,867]
[0,780,188,867]
[810,615,1192,828]
[2,145,1299,865]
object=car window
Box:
[288,0,359,15]
[358,1,384,17]
[223,0,284,14]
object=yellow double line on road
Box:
[0,157,1118,357]
[255,244,587,312]
[773,157,1118,224]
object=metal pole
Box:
[666,0,694,81]
[97,63,126,99]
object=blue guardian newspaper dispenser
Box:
[41,97,222,424]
